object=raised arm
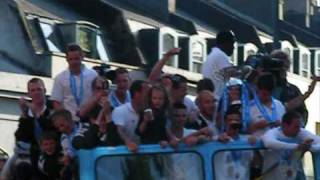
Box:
[148,48,181,83]
[284,76,319,111]
[303,76,320,100]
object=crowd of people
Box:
[1,30,320,180]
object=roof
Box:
[16,0,63,21]
[101,0,197,34]
[279,20,320,47]
[176,0,265,50]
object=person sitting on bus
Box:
[261,111,320,180]
[248,73,286,137]
[112,80,150,152]
[135,85,169,144]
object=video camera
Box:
[93,64,116,81]
[243,54,285,85]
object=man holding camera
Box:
[270,50,319,127]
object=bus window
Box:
[302,152,314,180]
[96,152,204,180]
[212,149,315,180]
[212,149,257,180]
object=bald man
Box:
[185,90,217,133]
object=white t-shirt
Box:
[249,99,286,137]
[51,66,97,121]
[202,47,232,100]
[184,96,198,119]
[108,90,131,108]
[261,127,320,180]
[183,128,197,137]
[112,103,140,144]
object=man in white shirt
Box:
[202,31,236,100]
[112,80,150,152]
[51,44,97,121]
[261,111,320,180]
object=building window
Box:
[301,53,309,78]
[96,34,109,62]
[244,44,258,60]
[191,41,205,73]
[246,49,256,57]
[57,22,110,61]
[316,53,320,76]
[283,47,292,72]
[281,41,294,72]
[162,33,177,67]
[39,22,62,52]
[25,15,62,53]
[25,14,110,61]
[229,42,238,65]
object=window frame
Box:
[95,151,205,180]
[243,43,258,61]
[281,41,294,73]
[189,35,207,74]
[159,27,178,68]
[25,14,63,54]
[315,50,320,76]
[298,45,311,78]
[77,141,320,180]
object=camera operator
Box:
[270,50,320,127]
